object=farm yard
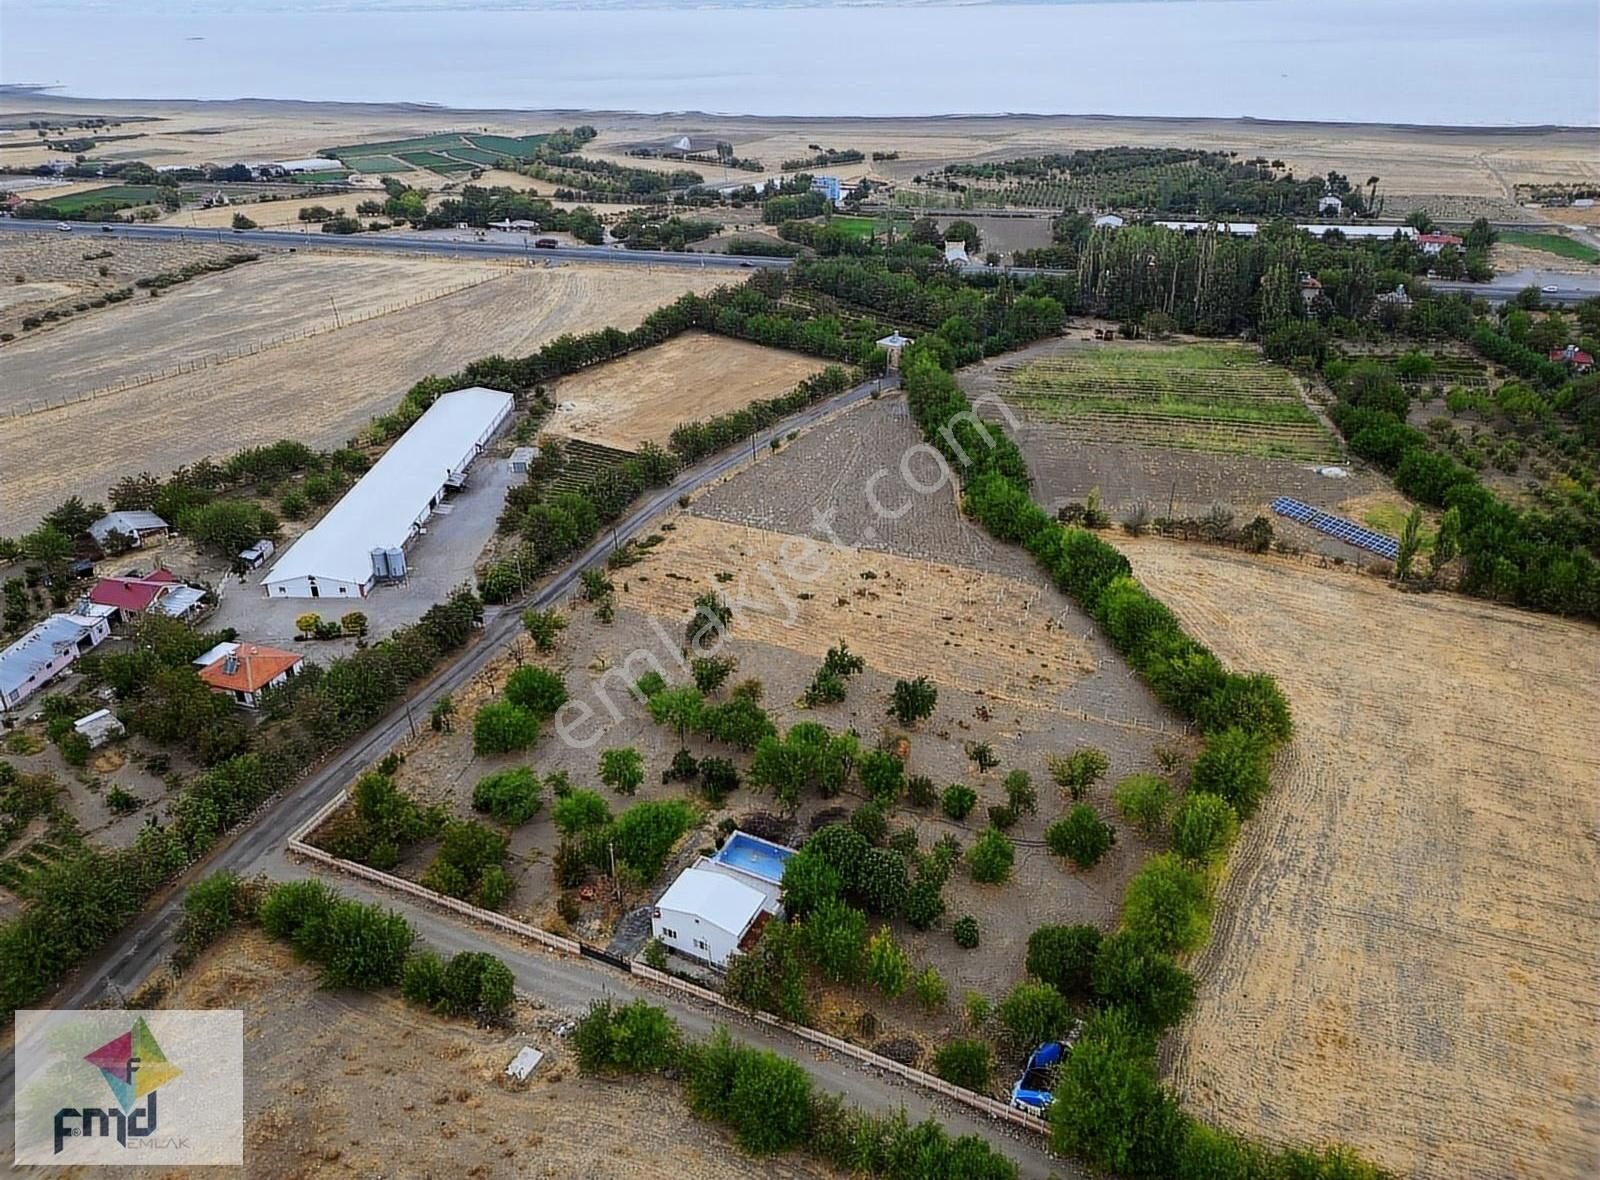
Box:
[980,341,1342,463]
[0,261,729,534]
[1115,538,1600,1180]
[546,331,828,450]
[149,929,829,1180]
[345,395,1182,1072]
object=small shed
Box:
[876,331,913,370]
[651,866,767,967]
[73,708,125,749]
[1317,194,1344,215]
[1094,214,1125,229]
[88,511,169,553]
[505,1046,544,1081]
[943,240,970,264]
[509,446,540,475]
[238,539,276,570]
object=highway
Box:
[1,369,1072,1176]
[5,220,1593,303]
[0,217,790,270]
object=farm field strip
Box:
[0,264,730,534]
[1121,538,1600,1180]
[0,253,512,415]
[546,330,828,451]
[625,515,1100,713]
[992,345,1342,461]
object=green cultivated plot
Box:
[999,343,1342,461]
[466,133,550,160]
[397,150,476,173]
[1498,230,1600,264]
[289,170,352,185]
[42,184,165,212]
[344,155,414,173]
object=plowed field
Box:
[1120,538,1600,1180]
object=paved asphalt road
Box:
[5,220,1593,303]
[1,371,1077,1178]
[0,218,790,270]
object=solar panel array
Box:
[1270,496,1400,561]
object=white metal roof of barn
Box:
[655,866,765,937]
[264,386,513,589]
[88,510,168,545]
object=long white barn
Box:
[263,386,513,599]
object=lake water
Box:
[2,0,1596,125]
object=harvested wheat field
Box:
[1118,538,1600,1179]
[2,251,509,413]
[548,331,826,449]
[147,929,825,1180]
[0,264,729,534]
[628,515,1097,711]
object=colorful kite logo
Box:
[84,1017,181,1112]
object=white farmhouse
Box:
[651,866,768,968]
[263,386,513,599]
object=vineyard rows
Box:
[545,438,639,495]
[1023,409,1340,462]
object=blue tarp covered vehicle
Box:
[1009,1040,1065,1116]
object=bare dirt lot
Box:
[1119,539,1600,1180]
[126,928,830,1180]
[548,331,827,449]
[0,262,730,534]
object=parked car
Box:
[1009,1024,1083,1116]
[534,237,558,249]
[56,222,72,232]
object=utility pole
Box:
[328,295,342,328]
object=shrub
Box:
[864,926,910,997]
[1026,923,1102,1000]
[552,787,611,835]
[888,676,938,726]
[724,920,809,1023]
[941,783,977,820]
[966,827,1015,884]
[912,965,948,1011]
[1169,792,1239,864]
[421,820,509,908]
[997,980,1071,1050]
[1048,748,1109,799]
[521,607,567,651]
[1122,854,1211,954]
[699,756,740,803]
[504,665,568,718]
[573,998,682,1074]
[471,767,542,824]
[1189,727,1273,819]
[1003,769,1037,817]
[804,897,867,982]
[258,879,336,942]
[858,749,904,807]
[1048,1009,1184,1176]
[1091,931,1196,1032]
[1045,805,1116,868]
[933,1038,992,1091]
[687,1029,813,1156]
[175,871,257,959]
[1113,773,1173,837]
[779,847,842,919]
[854,846,910,916]
[599,746,645,795]
[401,950,448,1008]
[309,899,413,990]
[607,798,698,881]
[906,773,938,808]
[439,950,515,1017]
[850,800,888,845]
[952,916,980,949]
[472,700,540,755]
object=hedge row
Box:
[898,346,1388,1179]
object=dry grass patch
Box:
[1117,538,1600,1180]
[548,331,827,450]
[625,515,1096,710]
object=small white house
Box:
[509,446,540,474]
[651,866,768,968]
[876,331,913,370]
[0,612,112,714]
[1094,214,1125,229]
[88,510,169,552]
[1317,194,1344,215]
[943,240,970,263]
[73,708,125,749]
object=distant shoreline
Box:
[2,89,1596,136]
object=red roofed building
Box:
[198,644,304,708]
[1416,232,1464,255]
[88,569,178,618]
[1550,344,1594,372]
